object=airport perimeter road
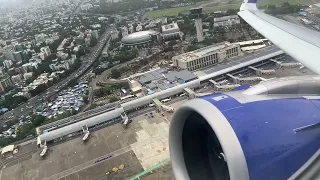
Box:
[0,30,112,122]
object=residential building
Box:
[214,15,241,27]
[172,42,241,71]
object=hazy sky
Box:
[0,0,31,4]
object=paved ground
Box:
[142,163,174,180]
[0,99,188,180]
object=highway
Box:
[0,29,112,122]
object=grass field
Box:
[257,0,300,7]
[204,4,240,14]
[145,6,193,19]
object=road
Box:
[0,29,112,122]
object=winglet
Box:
[240,0,258,11]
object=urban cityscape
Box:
[0,0,319,179]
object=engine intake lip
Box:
[169,98,250,180]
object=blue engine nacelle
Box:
[169,90,320,180]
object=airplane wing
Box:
[238,0,320,74]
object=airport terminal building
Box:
[172,42,241,71]
[37,46,284,145]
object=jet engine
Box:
[169,76,320,180]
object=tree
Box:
[226,9,238,15]
[111,68,121,78]
[186,45,199,52]
[71,108,77,115]
[109,96,119,103]
[168,40,177,47]
[68,78,78,87]
[26,78,34,85]
[82,95,89,103]
[17,123,35,139]
[30,114,46,127]
[29,84,48,96]
[0,94,28,110]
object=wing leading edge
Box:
[238,2,320,75]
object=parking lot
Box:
[0,99,189,180]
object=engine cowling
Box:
[169,92,320,180]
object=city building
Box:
[1,46,15,61]
[25,73,51,91]
[40,46,51,60]
[136,24,143,32]
[23,72,33,80]
[11,75,22,85]
[111,30,119,40]
[14,91,31,99]
[41,46,51,56]
[128,25,135,34]
[121,26,129,38]
[35,33,48,44]
[15,67,27,75]
[214,15,241,27]
[49,58,75,71]
[39,52,46,61]
[91,30,99,39]
[0,75,13,93]
[3,60,13,69]
[56,51,69,60]
[13,51,24,62]
[57,38,68,51]
[161,23,181,41]
[121,30,160,47]
[172,42,241,71]
[85,37,91,47]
